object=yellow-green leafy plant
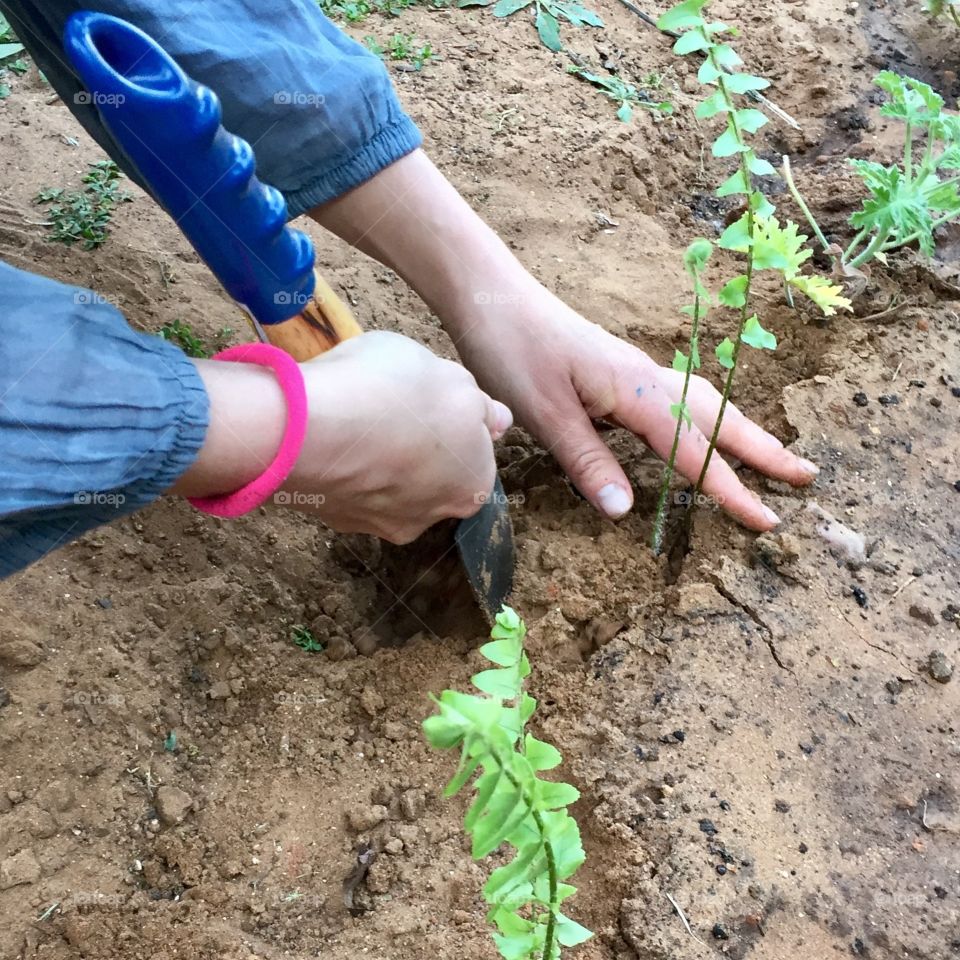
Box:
[650,0,849,550]
[423,607,591,960]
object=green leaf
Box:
[716,168,749,197]
[696,89,729,119]
[525,734,562,770]
[747,153,776,176]
[724,72,769,94]
[670,401,692,429]
[616,101,633,123]
[718,212,751,250]
[556,913,594,947]
[543,812,586,878]
[875,70,943,126]
[0,41,24,63]
[673,30,709,55]
[480,638,520,667]
[493,931,539,960]
[537,780,580,808]
[656,0,710,33]
[444,738,485,796]
[719,274,748,308]
[535,6,562,50]
[423,713,467,750]
[553,2,603,26]
[484,840,546,899]
[788,275,852,317]
[465,767,504,831]
[472,783,527,857]
[672,349,690,372]
[715,337,735,369]
[698,58,721,84]
[491,605,524,639]
[713,125,748,158]
[684,237,713,273]
[458,0,494,6]
[473,667,521,699]
[750,216,812,274]
[711,43,742,70]
[492,0,533,13]
[740,314,777,351]
[733,108,769,134]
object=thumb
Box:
[482,394,514,441]
[549,407,633,519]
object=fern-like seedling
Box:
[423,606,591,960]
[648,0,849,548]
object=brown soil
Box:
[1,1,959,959]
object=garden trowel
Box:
[63,11,514,624]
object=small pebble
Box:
[852,391,869,407]
[928,650,954,684]
[878,394,900,406]
[851,585,868,608]
[712,923,729,940]
[715,864,727,875]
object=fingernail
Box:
[799,457,819,477]
[492,403,513,440]
[763,505,781,527]
[598,484,631,519]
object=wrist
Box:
[171,358,287,498]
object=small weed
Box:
[365,32,435,69]
[0,12,24,65]
[158,319,210,358]
[568,65,672,122]
[292,626,324,653]
[785,71,960,271]
[461,0,602,53]
[33,160,131,250]
[319,0,448,22]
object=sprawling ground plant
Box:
[650,0,849,549]
[423,607,590,960]
[460,0,602,52]
[567,65,672,122]
[784,72,960,271]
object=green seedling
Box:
[365,33,435,69]
[292,626,324,653]
[923,0,960,28]
[651,0,849,548]
[159,318,209,358]
[33,160,131,250]
[460,0,602,53]
[568,65,672,122]
[319,0,448,22]
[784,71,960,271]
[424,607,591,960]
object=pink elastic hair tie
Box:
[187,343,308,519]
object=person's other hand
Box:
[455,291,818,529]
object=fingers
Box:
[483,395,514,440]
[659,369,819,487]
[618,379,778,531]
[546,402,634,519]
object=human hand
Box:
[175,332,511,542]
[454,290,817,529]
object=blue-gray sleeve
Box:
[0,0,423,217]
[0,262,209,578]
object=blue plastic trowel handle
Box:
[63,11,315,327]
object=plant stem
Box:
[904,120,914,182]
[848,229,891,269]
[781,155,831,254]
[651,293,702,555]
[693,68,755,500]
[951,5,960,31]
[842,227,869,264]
[495,756,559,959]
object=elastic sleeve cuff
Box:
[284,113,423,217]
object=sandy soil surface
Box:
[0,1,958,958]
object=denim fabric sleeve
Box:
[0,262,209,578]
[0,0,423,217]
